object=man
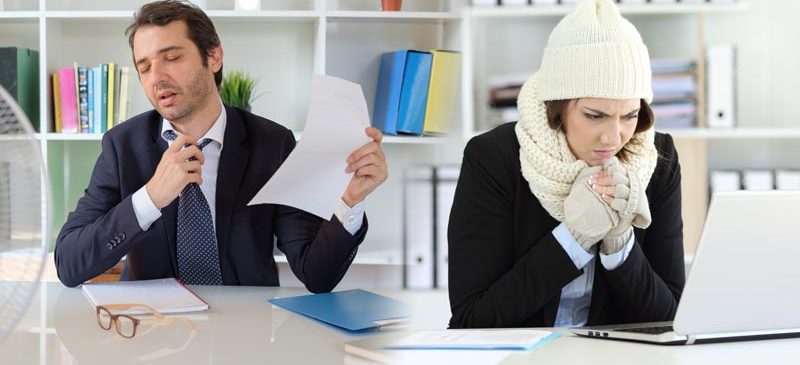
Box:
[54,0,388,292]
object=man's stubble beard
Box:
[154,69,215,125]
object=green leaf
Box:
[219,69,259,108]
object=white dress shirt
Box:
[131,105,365,235]
[551,222,635,327]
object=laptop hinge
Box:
[685,335,697,345]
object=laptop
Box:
[570,190,800,345]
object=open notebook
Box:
[81,278,209,315]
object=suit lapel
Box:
[215,106,249,282]
[146,114,179,277]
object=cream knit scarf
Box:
[515,73,659,221]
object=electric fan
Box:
[0,84,49,342]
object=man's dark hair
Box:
[126,0,223,87]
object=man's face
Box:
[132,20,221,124]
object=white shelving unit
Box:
[462,1,754,138]
[658,127,800,140]
[469,2,748,17]
[0,0,468,288]
[8,0,798,285]
[461,1,798,255]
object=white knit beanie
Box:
[539,0,653,103]
[515,0,658,222]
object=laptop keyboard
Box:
[616,325,674,335]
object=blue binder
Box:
[396,50,432,136]
[372,50,408,135]
[268,289,408,332]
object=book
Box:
[0,47,39,128]
[107,62,116,131]
[372,50,408,135]
[100,64,108,132]
[92,65,102,133]
[81,278,209,315]
[396,50,433,136]
[423,50,461,135]
[268,289,408,332]
[77,66,89,133]
[117,66,130,123]
[73,62,79,127]
[52,73,62,133]
[87,67,94,133]
[57,67,78,133]
[113,64,121,125]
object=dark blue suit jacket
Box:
[55,106,367,292]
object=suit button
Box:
[119,233,126,240]
[114,238,121,244]
[107,243,113,250]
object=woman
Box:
[448,0,685,329]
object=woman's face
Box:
[562,98,640,167]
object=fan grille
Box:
[0,86,48,343]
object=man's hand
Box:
[145,134,205,209]
[342,127,388,207]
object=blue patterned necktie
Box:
[163,130,223,285]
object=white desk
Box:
[1,283,799,364]
[0,283,450,365]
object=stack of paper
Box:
[385,329,558,350]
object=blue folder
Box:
[396,50,433,136]
[372,50,408,135]
[268,289,409,332]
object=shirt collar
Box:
[160,102,227,149]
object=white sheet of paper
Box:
[247,74,371,218]
[385,329,556,350]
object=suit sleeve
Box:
[54,133,146,287]
[602,133,686,322]
[272,132,368,294]
[448,136,583,329]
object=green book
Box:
[0,47,40,131]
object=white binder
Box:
[435,166,460,289]
[706,44,736,128]
[403,167,434,289]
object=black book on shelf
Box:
[0,47,40,130]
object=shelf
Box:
[292,132,451,144]
[0,11,40,19]
[659,127,800,139]
[41,131,451,144]
[43,10,319,22]
[45,133,103,141]
[44,11,134,19]
[382,135,451,144]
[206,10,321,22]
[273,249,402,266]
[0,134,36,141]
[327,11,461,23]
[470,2,749,18]
[469,127,800,141]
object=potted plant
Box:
[381,0,401,11]
[220,70,259,110]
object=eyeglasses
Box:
[96,303,195,338]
